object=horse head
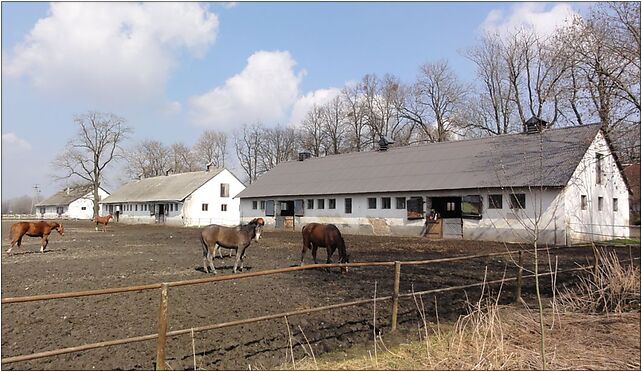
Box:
[55,223,65,236]
[248,218,265,241]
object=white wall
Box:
[563,131,630,243]
[183,169,244,226]
[38,188,109,220]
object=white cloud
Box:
[163,101,182,114]
[480,3,577,38]
[289,87,342,127]
[189,50,305,130]
[2,133,32,151]
[3,2,218,104]
[223,2,239,9]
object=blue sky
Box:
[1,2,584,199]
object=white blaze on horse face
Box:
[254,227,263,241]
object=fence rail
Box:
[1,245,639,368]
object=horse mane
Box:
[48,222,60,228]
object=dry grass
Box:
[555,247,640,314]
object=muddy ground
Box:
[1,220,638,370]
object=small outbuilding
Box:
[99,168,245,227]
[36,184,110,220]
[237,122,631,245]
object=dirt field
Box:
[1,220,638,370]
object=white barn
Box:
[99,169,245,227]
[36,184,110,220]
[237,122,631,245]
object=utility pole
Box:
[30,184,41,215]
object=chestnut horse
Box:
[93,214,113,232]
[200,218,265,274]
[8,221,64,254]
[300,223,349,268]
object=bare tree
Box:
[194,130,228,169]
[259,125,298,173]
[125,140,172,179]
[342,84,370,152]
[321,96,347,154]
[234,123,263,184]
[54,111,131,216]
[170,142,198,173]
[299,105,326,156]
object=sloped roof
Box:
[101,170,223,203]
[36,184,96,207]
[238,124,603,199]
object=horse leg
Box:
[207,248,217,274]
[312,244,320,264]
[40,236,49,253]
[326,246,336,264]
[201,237,216,274]
[300,241,309,266]
[95,223,99,232]
[233,245,248,273]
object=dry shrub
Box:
[555,248,640,314]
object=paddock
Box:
[1,220,637,370]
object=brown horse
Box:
[8,221,64,254]
[93,214,113,232]
[300,223,349,267]
[200,218,265,274]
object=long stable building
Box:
[237,122,631,245]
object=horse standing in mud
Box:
[93,214,113,232]
[200,218,265,274]
[300,223,349,270]
[8,221,65,254]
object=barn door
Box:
[294,199,304,216]
[265,200,275,216]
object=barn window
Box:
[81,207,86,210]
[462,195,482,219]
[406,197,424,219]
[598,196,603,211]
[613,198,619,212]
[265,200,275,216]
[221,204,227,212]
[220,183,230,197]
[307,199,314,209]
[446,202,456,212]
[317,199,325,209]
[260,200,266,210]
[39,207,45,214]
[596,153,603,185]
[329,199,336,209]
[382,197,391,209]
[345,198,352,214]
[488,194,502,209]
[294,199,304,216]
[396,197,405,209]
[174,203,178,211]
[202,203,208,211]
[368,198,377,209]
[581,195,587,210]
[135,204,138,212]
[510,194,526,209]
[252,201,258,209]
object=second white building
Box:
[100,168,245,226]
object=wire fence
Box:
[1,244,639,368]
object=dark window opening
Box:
[598,196,603,211]
[406,197,424,219]
[396,197,406,209]
[265,200,275,216]
[220,183,230,197]
[294,199,304,216]
[202,203,208,211]
[488,194,502,209]
[260,200,266,210]
[345,198,352,214]
[221,204,227,211]
[613,198,618,212]
[329,199,336,209]
[252,201,258,209]
[462,195,482,219]
[382,197,391,209]
[510,194,526,209]
[368,198,377,209]
[317,199,325,209]
[596,153,603,185]
[581,195,587,210]
[307,199,314,209]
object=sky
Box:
[1,1,586,200]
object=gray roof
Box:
[101,170,223,203]
[238,124,603,199]
[36,184,97,207]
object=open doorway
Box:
[426,196,463,239]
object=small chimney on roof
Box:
[524,116,548,134]
[298,151,312,161]
[206,161,214,172]
[378,135,395,151]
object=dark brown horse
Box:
[8,221,64,254]
[93,214,113,232]
[300,223,349,267]
[200,218,265,274]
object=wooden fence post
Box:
[156,283,169,371]
[391,261,401,332]
[515,251,523,303]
